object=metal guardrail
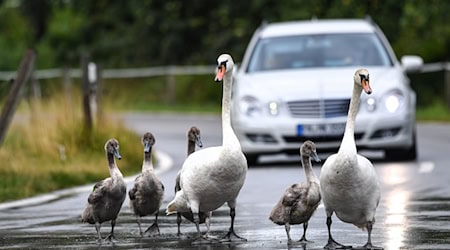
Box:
[0,65,216,81]
[1,62,449,81]
[0,63,448,81]
[420,62,450,73]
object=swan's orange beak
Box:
[362,79,372,94]
[215,65,226,82]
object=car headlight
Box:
[365,97,377,112]
[384,90,404,113]
[268,101,280,116]
[239,95,263,117]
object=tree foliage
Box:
[0,0,448,70]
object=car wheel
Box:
[245,153,259,166]
[385,132,417,161]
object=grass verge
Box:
[416,102,450,122]
[0,94,143,203]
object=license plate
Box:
[297,123,345,136]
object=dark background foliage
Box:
[0,0,448,70]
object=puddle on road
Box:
[403,197,450,247]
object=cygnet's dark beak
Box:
[114,148,122,160]
[311,151,321,162]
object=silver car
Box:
[231,18,423,165]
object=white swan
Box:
[81,138,126,243]
[319,69,382,249]
[129,132,165,236]
[269,140,321,245]
[174,126,212,237]
[166,54,248,243]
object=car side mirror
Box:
[233,63,240,74]
[401,55,423,73]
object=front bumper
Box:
[232,112,415,155]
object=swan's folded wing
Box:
[282,184,304,207]
[87,180,105,204]
[174,171,181,193]
[128,174,143,200]
[128,185,138,200]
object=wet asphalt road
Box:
[0,113,449,249]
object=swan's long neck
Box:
[187,140,195,156]
[142,149,154,172]
[222,73,240,149]
[107,153,123,178]
[338,82,362,156]
[302,155,318,183]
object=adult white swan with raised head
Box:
[320,69,382,250]
[166,54,248,243]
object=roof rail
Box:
[365,15,374,24]
[259,19,268,28]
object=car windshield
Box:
[247,33,392,72]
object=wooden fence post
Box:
[29,71,42,122]
[96,64,103,123]
[0,49,36,146]
[62,66,73,116]
[165,66,176,105]
[81,54,93,132]
[445,64,450,110]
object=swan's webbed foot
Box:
[286,238,312,246]
[96,238,103,245]
[191,234,219,245]
[104,233,117,243]
[297,235,314,244]
[324,237,351,249]
[144,222,160,236]
[354,243,383,250]
[287,239,303,246]
[220,227,247,243]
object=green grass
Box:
[102,75,222,112]
[0,93,143,203]
[417,102,450,122]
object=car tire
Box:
[245,153,259,166]
[385,132,417,161]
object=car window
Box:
[247,33,392,72]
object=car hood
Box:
[235,67,403,101]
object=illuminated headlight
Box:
[365,97,377,112]
[239,95,263,117]
[384,90,404,113]
[268,101,279,116]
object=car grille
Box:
[283,133,364,143]
[287,99,350,118]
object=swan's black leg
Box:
[220,207,247,242]
[94,222,102,243]
[144,214,160,235]
[191,212,215,245]
[324,216,351,249]
[204,214,212,237]
[285,222,293,244]
[136,216,143,236]
[105,219,117,242]
[176,212,183,236]
[298,222,313,243]
[283,206,293,244]
[355,221,383,249]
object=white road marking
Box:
[418,161,435,174]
